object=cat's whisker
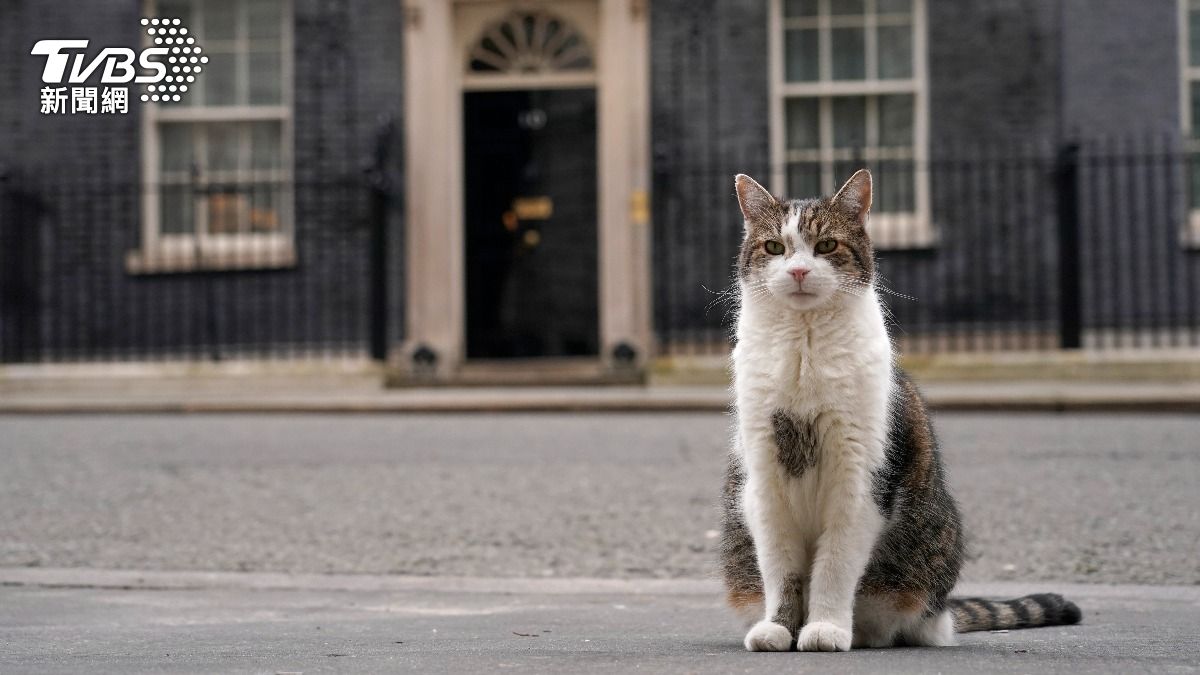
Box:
[835,277,919,303]
[874,285,919,302]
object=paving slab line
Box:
[3,381,1200,413]
[4,567,1198,604]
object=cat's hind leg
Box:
[851,593,905,648]
[898,609,955,647]
[719,456,767,628]
[852,591,954,648]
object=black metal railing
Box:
[3,140,1200,364]
[0,171,394,364]
[652,139,1200,355]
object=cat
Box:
[720,170,1081,651]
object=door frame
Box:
[399,0,652,380]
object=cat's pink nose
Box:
[789,267,809,283]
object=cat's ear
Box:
[734,174,782,231]
[832,169,873,227]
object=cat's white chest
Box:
[733,291,893,485]
[738,323,886,416]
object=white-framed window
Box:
[768,0,930,248]
[129,0,294,273]
[1181,0,1200,246]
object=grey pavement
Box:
[0,412,1197,584]
[1,572,1198,674]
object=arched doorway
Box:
[461,8,599,358]
[400,0,651,382]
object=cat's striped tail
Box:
[949,593,1081,633]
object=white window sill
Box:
[125,239,296,274]
[1184,210,1200,249]
[869,213,936,250]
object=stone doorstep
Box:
[385,357,645,388]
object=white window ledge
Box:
[869,213,936,250]
[1185,210,1200,249]
[125,238,296,274]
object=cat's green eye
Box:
[814,239,838,254]
[764,240,785,255]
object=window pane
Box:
[874,161,916,213]
[832,97,866,149]
[160,124,193,174]
[203,52,238,105]
[159,0,192,25]
[830,0,865,15]
[785,98,820,150]
[877,24,913,79]
[207,190,246,234]
[833,161,863,194]
[247,0,282,40]
[248,52,282,104]
[879,94,914,147]
[206,124,241,174]
[785,29,819,82]
[1191,155,1200,209]
[877,0,911,14]
[250,184,282,233]
[160,185,194,235]
[205,0,238,41]
[1192,10,1200,67]
[784,0,818,17]
[831,28,865,80]
[250,122,282,169]
[1191,87,1200,137]
[787,162,821,199]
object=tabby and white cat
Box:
[720,170,1080,651]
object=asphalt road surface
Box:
[0,412,1197,585]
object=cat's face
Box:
[734,171,874,311]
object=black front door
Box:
[463,88,598,359]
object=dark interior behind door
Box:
[463,88,598,359]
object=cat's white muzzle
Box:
[767,266,837,311]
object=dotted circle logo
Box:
[139,17,205,103]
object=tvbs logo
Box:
[32,18,206,114]
[33,40,171,86]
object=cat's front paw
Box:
[743,620,793,652]
[797,621,852,652]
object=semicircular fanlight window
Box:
[468,10,594,74]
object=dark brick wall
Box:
[882,0,1065,343]
[1061,0,1179,137]
[650,0,771,346]
[927,0,1060,144]
[651,0,1199,347]
[1060,0,1200,339]
[0,0,406,361]
[3,0,1197,360]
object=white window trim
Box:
[768,0,932,249]
[129,0,296,274]
[1179,0,1200,247]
